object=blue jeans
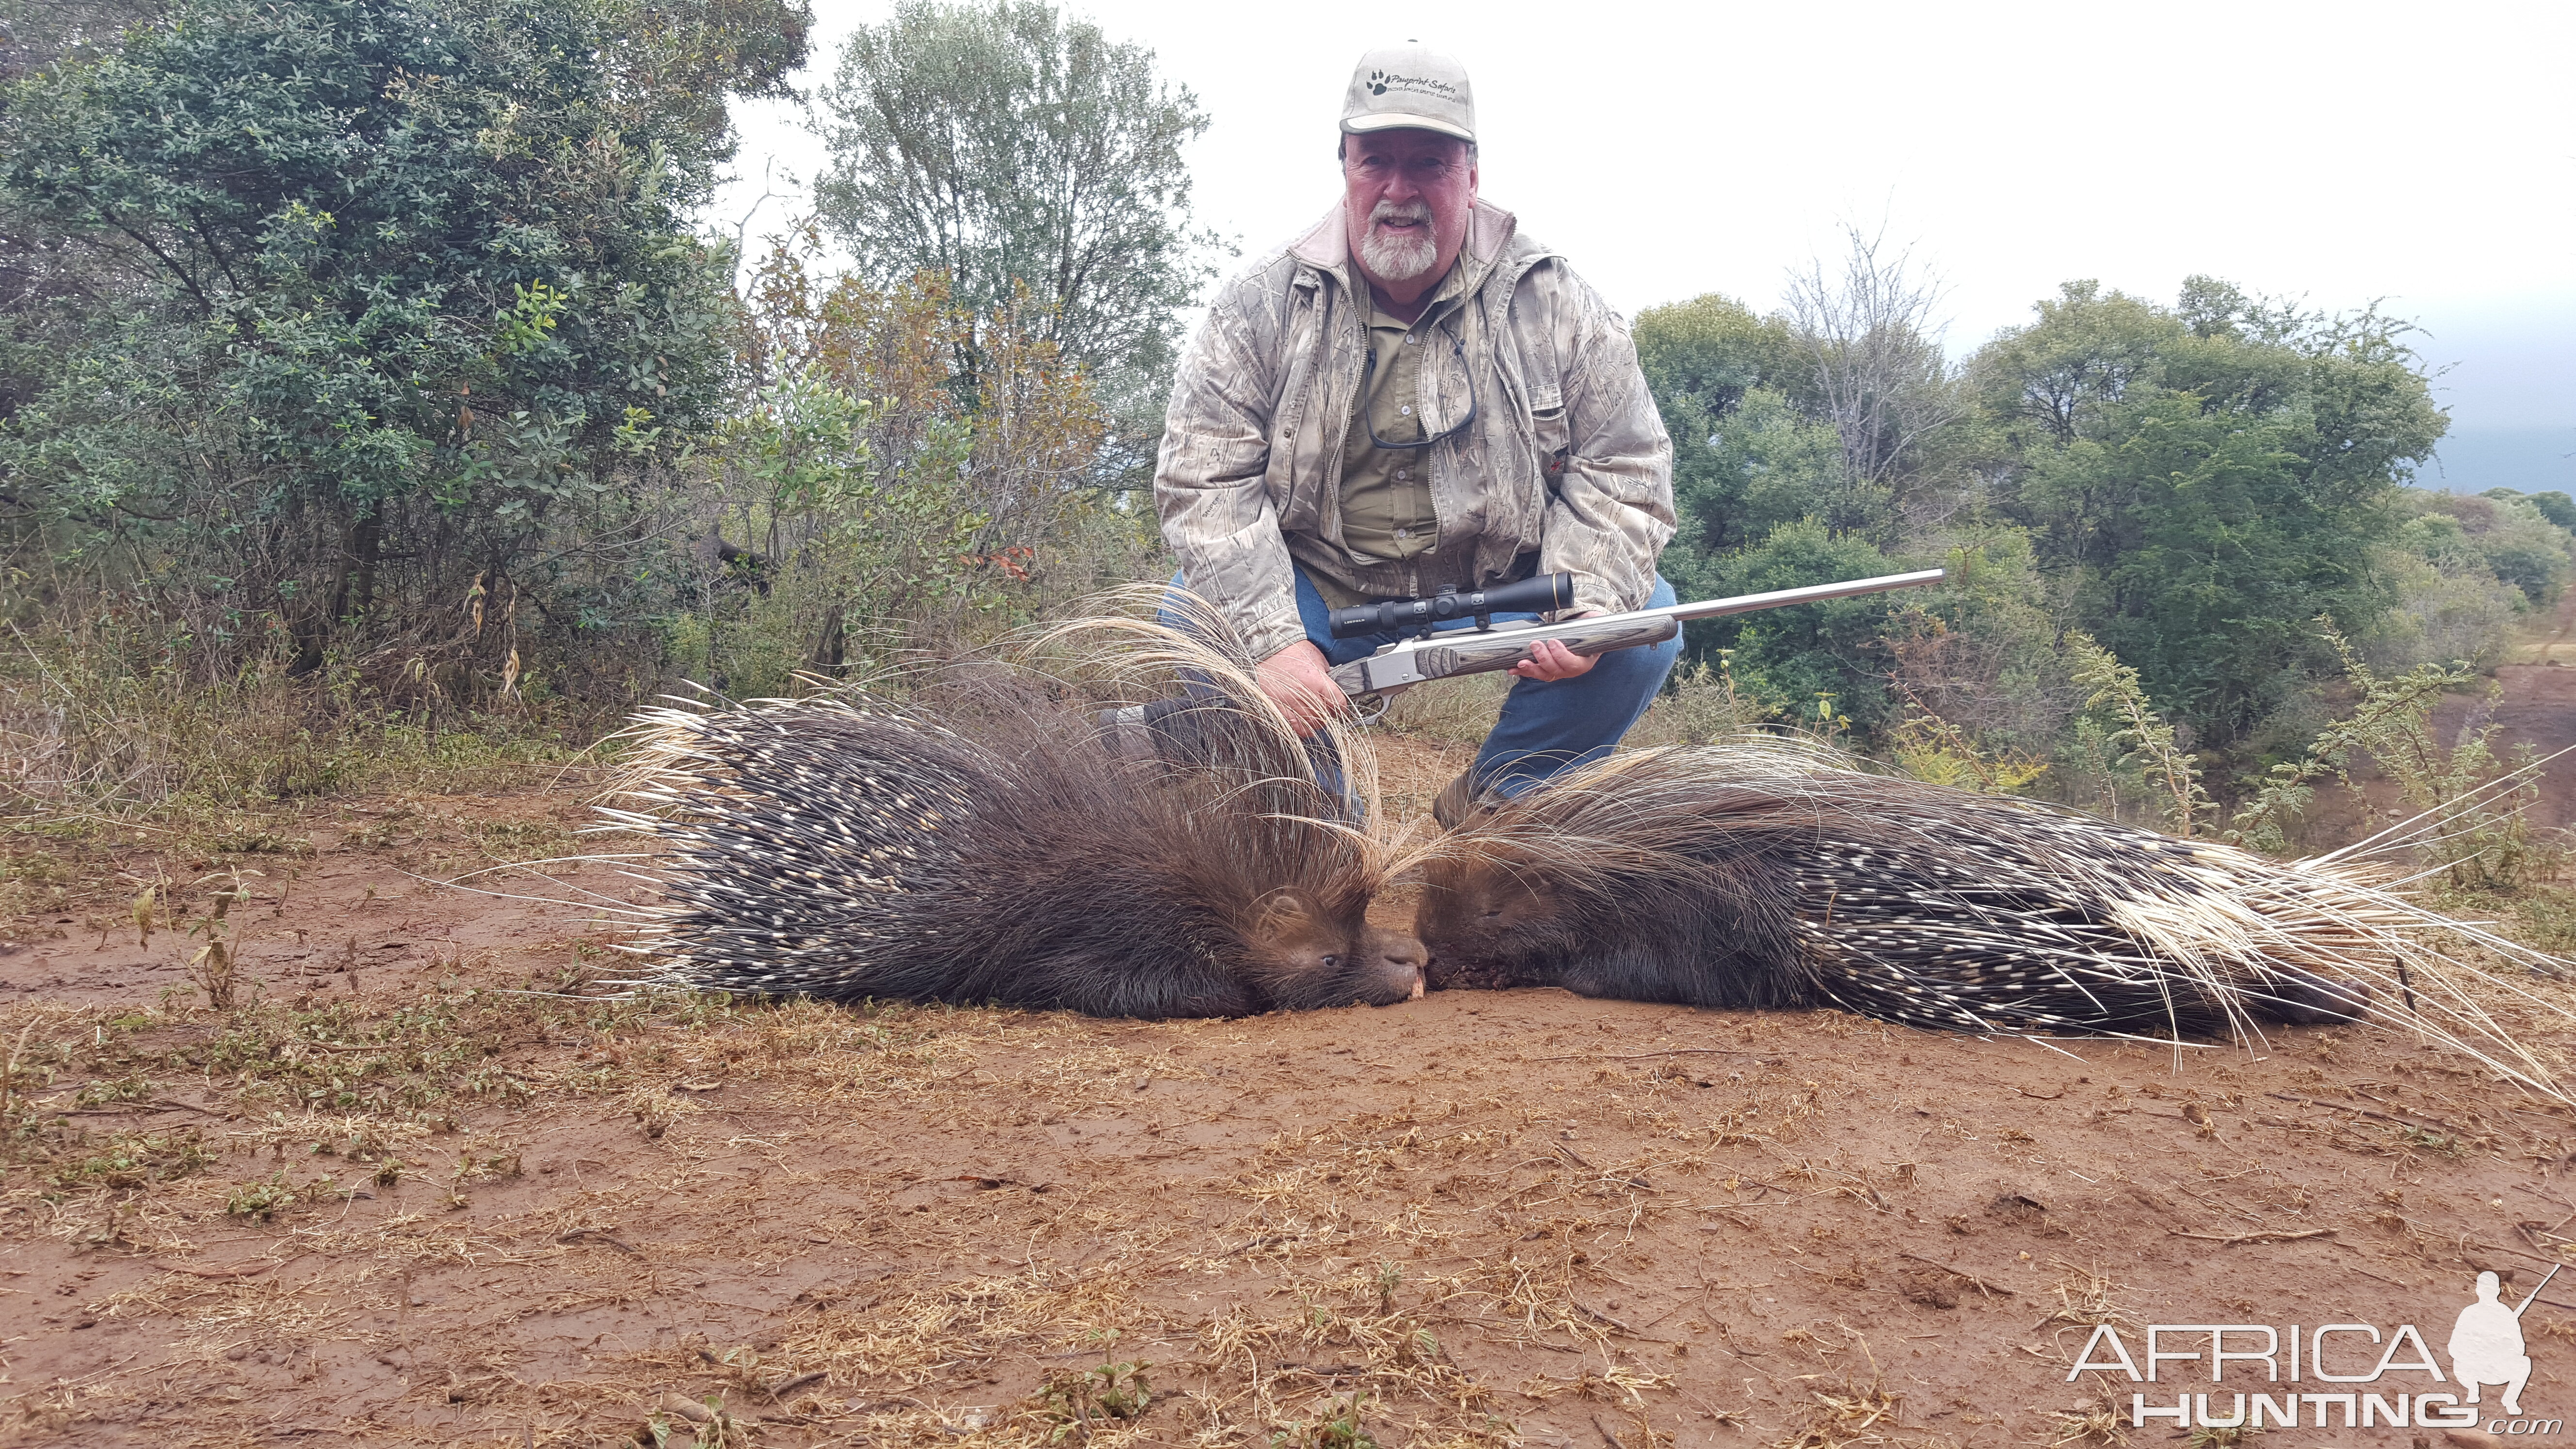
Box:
[1173,568,1683,799]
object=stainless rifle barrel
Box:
[1646,568,1948,626]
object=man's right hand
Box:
[1256,640,1349,738]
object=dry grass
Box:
[2046,1398,2128,1449]
[0,618,591,911]
[1771,1380,1903,1449]
[2037,1262,2129,1333]
[1375,671,1517,752]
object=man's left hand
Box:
[1510,614,1598,682]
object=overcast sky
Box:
[715,0,2575,470]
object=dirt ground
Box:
[2489,586,2576,830]
[5,756,2576,1449]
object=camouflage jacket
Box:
[1153,199,1675,661]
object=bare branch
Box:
[1782,225,1964,493]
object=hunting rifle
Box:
[1100,567,1946,746]
[1319,566,1948,714]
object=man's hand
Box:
[1256,640,1350,737]
[1509,613,1599,682]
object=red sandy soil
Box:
[5,773,2576,1449]
[2484,586,2576,830]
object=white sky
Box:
[715,0,2576,432]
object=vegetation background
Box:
[2,0,2570,928]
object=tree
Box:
[813,0,1215,403]
[1674,519,1909,734]
[0,0,810,677]
[1633,294,1805,557]
[1634,293,1892,558]
[1637,233,1969,572]
[1781,227,1965,507]
[704,232,1124,692]
[1634,286,1975,736]
[1971,278,2447,742]
[2526,490,2576,532]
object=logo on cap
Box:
[1367,69,1460,100]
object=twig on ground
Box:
[557,1228,641,1256]
[1895,1253,2022,1297]
[153,1255,304,1279]
[2266,1092,2461,1133]
[1528,1048,1758,1063]
[2167,1228,2336,1246]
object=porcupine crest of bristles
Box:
[589,591,1422,1018]
[1406,737,2575,1097]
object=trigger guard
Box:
[1349,692,1392,725]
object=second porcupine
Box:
[1409,741,2391,1038]
[605,675,1425,1019]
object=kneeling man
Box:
[1154,42,1681,823]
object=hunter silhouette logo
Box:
[2065,1264,2563,1434]
[2453,1266,2558,1417]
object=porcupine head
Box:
[1413,847,1567,993]
[1412,841,1807,1009]
[1220,885,1427,1011]
[1043,718,1425,1014]
[891,726,1426,1017]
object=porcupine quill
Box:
[1407,736,2576,1099]
[582,591,1424,1017]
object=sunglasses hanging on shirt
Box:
[1362,330,1477,451]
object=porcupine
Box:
[600,623,1425,1018]
[1409,739,2571,1062]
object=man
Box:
[1154,42,1680,824]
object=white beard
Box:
[1358,202,1440,282]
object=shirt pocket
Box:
[1529,384,1571,492]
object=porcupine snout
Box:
[1364,925,1431,1001]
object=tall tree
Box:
[813,0,1215,400]
[1632,293,1801,558]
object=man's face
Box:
[1340,129,1478,291]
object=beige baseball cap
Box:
[1340,43,1475,143]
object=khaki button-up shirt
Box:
[1333,290,1455,602]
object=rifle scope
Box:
[1327,573,1576,640]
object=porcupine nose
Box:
[1362,926,1431,1002]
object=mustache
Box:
[1368,200,1433,226]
